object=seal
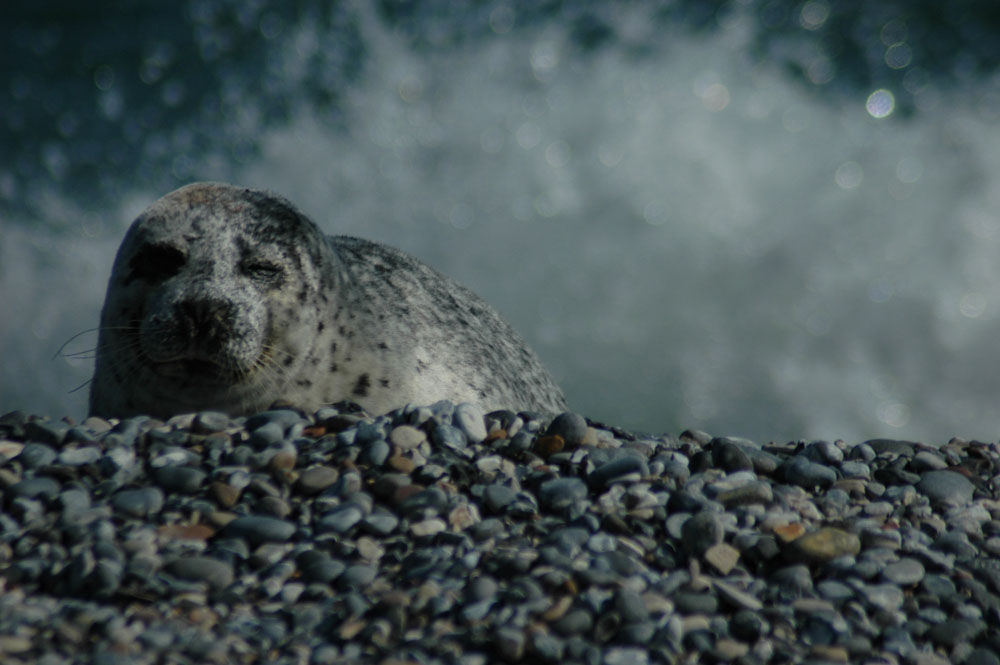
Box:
[89,182,568,419]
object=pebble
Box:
[1,402,999,665]
[916,469,975,506]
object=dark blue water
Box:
[3,1,1000,442]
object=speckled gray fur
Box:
[89,182,567,419]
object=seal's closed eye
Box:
[126,243,187,284]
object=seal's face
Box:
[90,183,338,418]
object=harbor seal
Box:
[89,182,568,419]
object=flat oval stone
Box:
[296,466,339,495]
[164,556,235,590]
[589,456,649,489]
[787,527,860,563]
[539,477,588,511]
[220,515,296,544]
[110,488,164,517]
[783,456,837,489]
[17,443,57,469]
[57,446,103,466]
[153,466,207,493]
[916,470,975,506]
[9,476,61,501]
[453,403,488,443]
[882,558,925,586]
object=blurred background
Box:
[2,1,1000,443]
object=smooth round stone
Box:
[110,487,164,517]
[17,443,57,469]
[783,456,837,489]
[552,609,594,636]
[361,510,399,536]
[389,425,426,449]
[926,618,986,647]
[803,440,844,464]
[431,424,468,450]
[465,575,500,601]
[916,470,975,506]
[713,441,753,472]
[164,556,234,590]
[921,574,957,598]
[816,580,855,603]
[338,564,377,589]
[296,466,339,495]
[673,592,718,614]
[453,403,488,443]
[787,528,860,563]
[220,515,296,544]
[247,422,286,450]
[297,551,345,583]
[539,477,588,511]
[861,583,905,612]
[152,466,207,493]
[193,411,231,433]
[484,484,518,513]
[57,446,103,466]
[770,565,813,595]
[589,456,649,489]
[912,451,948,471]
[410,518,447,537]
[681,511,723,557]
[317,503,364,533]
[882,558,925,586]
[545,412,589,446]
[717,481,773,507]
[730,609,768,641]
[866,439,916,456]
[615,588,649,623]
[839,461,871,478]
[359,439,391,466]
[9,476,61,501]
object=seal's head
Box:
[90,182,339,418]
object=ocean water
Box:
[3,2,1000,443]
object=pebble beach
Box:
[1,402,999,665]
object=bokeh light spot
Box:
[835,161,863,189]
[866,89,895,118]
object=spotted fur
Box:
[90,182,567,419]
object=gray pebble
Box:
[220,515,297,544]
[681,511,723,557]
[545,412,588,445]
[454,403,488,443]
[110,487,164,517]
[164,556,235,590]
[916,470,975,506]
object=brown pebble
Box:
[209,481,241,508]
[533,435,565,457]
[157,524,215,541]
[541,595,573,621]
[256,495,292,519]
[270,450,297,472]
[302,425,327,438]
[787,527,861,563]
[773,522,806,543]
[388,453,417,474]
